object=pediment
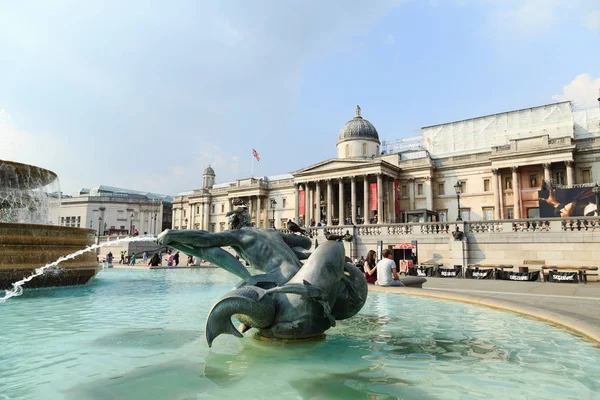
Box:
[293,158,380,176]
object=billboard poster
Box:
[538,187,598,218]
[299,190,305,216]
[370,183,378,211]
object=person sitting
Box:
[376,249,404,287]
[363,250,377,284]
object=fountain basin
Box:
[0,223,99,290]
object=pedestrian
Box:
[120,250,125,264]
[148,253,160,267]
[174,252,180,266]
[142,252,148,263]
[187,255,194,266]
[107,251,113,266]
[376,249,404,287]
[167,250,174,267]
[131,253,136,266]
[363,250,377,284]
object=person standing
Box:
[131,253,137,266]
[148,253,160,267]
[106,251,113,266]
[173,252,180,267]
[376,249,404,287]
[142,252,148,263]
[167,250,174,267]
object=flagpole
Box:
[251,154,254,178]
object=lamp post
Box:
[154,212,158,234]
[454,181,463,221]
[89,219,93,229]
[270,199,277,228]
[98,217,102,237]
[593,184,600,215]
[130,212,134,236]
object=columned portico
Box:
[338,179,344,224]
[377,174,383,224]
[491,169,500,219]
[326,180,332,226]
[565,161,574,186]
[363,176,369,224]
[511,166,521,219]
[315,181,321,224]
[256,196,262,228]
[351,176,357,225]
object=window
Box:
[505,177,512,190]
[401,185,407,197]
[120,225,125,230]
[282,198,287,208]
[529,174,538,188]
[437,210,447,222]
[362,143,367,156]
[183,210,186,218]
[345,144,350,157]
[582,169,591,183]
[506,207,514,219]
[221,204,225,213]
[417,183,423,196]
[211,204,215,213]
[483,179,490,192]
[196,206,199,214]
[483,207,494,220]
[210,223,216,232]
[438,182,444,195]
[460,181,467,193]
[554,171,565,186]
[460,209,470,221]
[220,222,225,231]
[527,208,539,218]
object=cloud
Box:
[584,10,600,31]
[552,73,600,108]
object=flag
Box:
[252,148,260,161]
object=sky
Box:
[1,0,599,196]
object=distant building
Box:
[173,99,600,230]
[49,185,172,236]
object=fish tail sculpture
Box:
[206,286,276,347]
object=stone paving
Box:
[370,277,600,344]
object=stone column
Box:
[387,178,393,223]
[363,175,369,224]
[326,179,333,226]
[542,163,551,184]
[189,203,195,229]
[338,179,344,224]
[248,197,253,225]
[230,198,234,211]
[511,166,521,219]
[424,176,433,211]
[351,176,357,225]
[565,161,574,187]
[492,169,500,220]
[408,178,415,210]
[305,183,311,226]
[315,181,321,224]
[377,174,383,224]
[294,184,300,223]
[256,196,262,228]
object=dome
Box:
[337,105,380,145]
[203,165,215,176]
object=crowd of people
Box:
[103,249,201,268]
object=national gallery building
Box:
[172,100,600,231]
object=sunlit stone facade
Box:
[172,101,600,231]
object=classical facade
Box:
[172,100,600,231]
[49,186,172,236]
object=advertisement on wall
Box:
[538,187,598,218]
[299,190,305,216]
[370,183,378,211]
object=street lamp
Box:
[154,212,158,234]
[270,199,277,228]
[454,181,463,221]
[98,217,102,237]
[130,212,134,235]
[593,184,600,215]
[89,219,93,229]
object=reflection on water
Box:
[1,268,599,400]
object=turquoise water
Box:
[1,268,599,400]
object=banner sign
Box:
[394,180,399,216]
[435,266,462,278]
[370,183,378,211]
[465,268,494,280]
[408,266,434,277]
[496,270,540,281]
[299,190,305,216]
[538,187,598,217]
[547,271,579,283]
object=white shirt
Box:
[376,258,397,286]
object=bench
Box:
[467,264,513,271]
[420,262,443,267]
[541,266,599,284]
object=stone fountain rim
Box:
[0,159,58,189]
